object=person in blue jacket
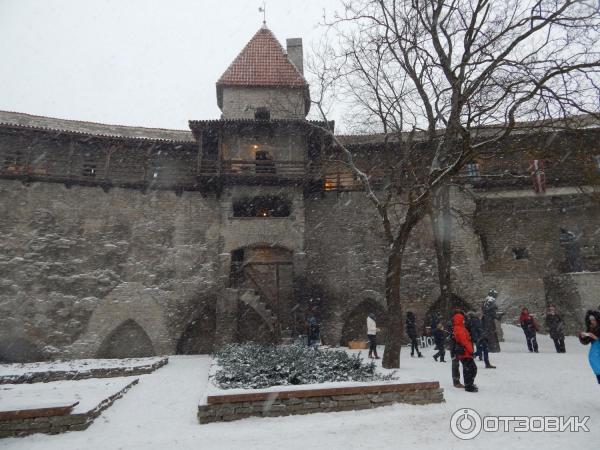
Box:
[579,310,600,384]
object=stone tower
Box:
[216,26,310,120]
[190,26,324,345]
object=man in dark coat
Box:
[545,305,566,353]
[306,309,320,348]
[432,323,447,362]
[482,289,502,352]
[406,311,423,358]
[468,311,496,368]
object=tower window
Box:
[512,247,529,260]
[82,162,97,177]
[3,150,24,172]
[233,196,291,217]
[255,107,270,120]
[465,162,480,181]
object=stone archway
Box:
[70,282,171,358]
[97,319,155,359]
[340,298,388,347]
[176,307,216,355]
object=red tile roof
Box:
[217,27,307,88]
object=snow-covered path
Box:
[1,325,599,450]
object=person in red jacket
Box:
[519,307,539,353]
[452,311,478,392]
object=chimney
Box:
[286,38,303,75]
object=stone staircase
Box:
[238,288,277,332]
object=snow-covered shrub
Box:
[213,343,395,389]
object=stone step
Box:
[238,289,277,331]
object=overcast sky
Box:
[0,0,343,130]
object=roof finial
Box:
[259,2,267,27]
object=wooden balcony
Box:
[198,159,313,184]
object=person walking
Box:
[306,310,320,348]
[482,289,502,352]
[579,310,600,384]
[406,311,423,358]
[545,305,566,353]
[447,317,463,388]
[452,311,478,392]
[367,313,380,359]
[469,311,496,368]
[432,322,447,362]
[465,311,481,360]
[519,307,539,353]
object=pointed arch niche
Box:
[96,319,155,359]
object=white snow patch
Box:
[0,357,165,377]
[0,377,136,414]
[1,326,598,449]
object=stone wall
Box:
[304,191,442,345]
[220,86,307,120]
[0,179,221,361]
[198,381,444,423]
[0,357,168,384]
[545,272,600,334]
[474,189,600,325]
[0,378,138,438]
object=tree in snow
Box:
[309,0,600,368]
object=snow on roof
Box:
[0,110,194,143]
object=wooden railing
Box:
[199,159,307,179]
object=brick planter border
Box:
[198,381,444,423]
[0,357,168,384]
[0,378,139,438]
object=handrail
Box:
[243,265,279,308]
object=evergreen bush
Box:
[213,343,395,389]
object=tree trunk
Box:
[382,204,427,369]
[431,183,453,321]
[382,239,403,369]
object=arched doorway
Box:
[230,245,294,336]
[176,307,216,354]
[97,319,155,358]
[340,299,388,347]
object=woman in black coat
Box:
[545,305,566,353]
[432,323,447,362]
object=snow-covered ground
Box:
[1,377,137,413]
[0,357,165,378]
[1,325,598,449]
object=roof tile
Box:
[217,27,307,88]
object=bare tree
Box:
[308,0,600,368]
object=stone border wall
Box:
[0,357,168,384]
[198,381,444,424]
[0,378,139,438]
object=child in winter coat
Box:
[519,308,539,353]
[579,310,600,384]
[432,323,447,362]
